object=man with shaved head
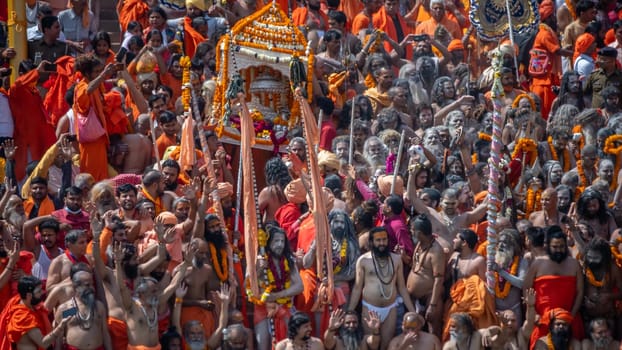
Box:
[388,312,441,349]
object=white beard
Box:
[495,248,514,269]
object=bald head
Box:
[402,312,424,331]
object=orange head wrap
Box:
[217,182,234,198]
[539,0,554,21]
[156,211,178,225]
[307,187,335,211]
[573,33,596,64]
[448,39,464,52]
[377,175,404,197]
[284,179,307,204]
[540,308,573,329]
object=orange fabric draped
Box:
[253,304,290,342]
[530,24,561,120]
[573,33,595,65]
[73,80,109,181]
[351,13,372,35]
[107,317,128,349]
[181,306,215,334]
[530,275,584,347]
[239,95,260,297]
[292,7,328,30]
[183,17,206,59]
[9,69,56,180]
[117,0,150,32]
[104,90,130,135]
[178,117,195,175]
[297,92,334,301]
[442,275,498,342]
[156,133,177,160]
[338,0,363,27]
[43,56,75,127]
[0,295,52,350]
[373,7,413,58]
[24,196,56,219]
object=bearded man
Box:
[581,318,620,350]
[363,136,387,171]
[492,229,528,324]
[480,288,536,350]
[275,312,325,350]
[201,214,236,293]
[254,226,303,350]
[576,189,617,240]
[325,309,381,350]
[581,238,622,325]
[529,188,565,227]
[534,308,581,350]
[46,230,91,292]
[258,158,292,223]
[55,269,112,349]
[524,227,584,346]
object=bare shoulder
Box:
[442,340,457,350]
[357,252,372,264]
[310,338,325,350]
[274,339,288,350]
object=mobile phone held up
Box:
[62,306,78,319]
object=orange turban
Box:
[318,150,341,171]
[448,39,464,52]
[156,211,178,225]
[539,0,554,21]
[377,175,404,197]
[284,179,307,204]
[605,28,616,46]
[573,33,595,65]
[217,182,234,198]
[540,308,573,329]
[307,187,335,211]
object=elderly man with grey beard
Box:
[55,269,112,349]
[324,309,380,350]
[581,318,620,350]
[363,136,387,172]
[491,229,528,323]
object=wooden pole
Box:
[391,130,406,195]
[8,0,27,84]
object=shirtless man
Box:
[534,308,581,350]
[523,228,583,344]
[116,272,161,348]
[581,318,620,350]
[348,227,416,350]
[492,229,528,324]
[387,312,441,350]
[275,312,324,350]
[258,158,292,224]
[524,226,546,264]
[529,188,565,228]
[324,308,381,350]
[122,132,153,174]
[442,312,483,350]
[54,269,112,350]
[174,238,220,335]
[230,0,257,21]
[138,170,176,214]
[406,214,445,338]
[581,238,622,326]
[446,229,486,288]
[44,262,91,314]
[47,230,90,293]
[480,289,536,350]
[576,190,617,240]
[22,217,63,286]
[406,178,487,243]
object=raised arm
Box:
[206,284,232,350]
[23,215,55,253]
[323,308,344,349]
[114,241,134,310]
[465,200,488,226]
[160,247,195,305]
[0,241,19,290]
[521,288,536,339]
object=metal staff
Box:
[348,97,356,165]
[391,130,406,195]
[233,148,243,258]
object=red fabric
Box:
[253,304,290,342]
[117,0,150,32]
[530,275,584,348]
[319,120,336,151]
[0,295,52,350]
[104,90,130,135]
[183,16,206,59]
[43,56,76,127]
[274,203,302,248]
[51,209,91,249]
[108,317,128,349]
[292,7,328,30]
[9,69,57,180]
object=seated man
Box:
[534,308,581,350]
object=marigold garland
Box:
[572,125,584,160]
[576,159,590,196]
[585,266,607,288]
[612,236,622,268]
[548,136,571,172]
[525,188,542,217]
[472,153,478,164]
[180,56,191,110]
[246,256,292,307]
[566,0,577,19]
[511,138,537,166]
[495,256,519,299]
[478,132,492,142]
[333,238,348,274]
[603,135,622,155]
[208,243,228,282]
[545,333,555,350]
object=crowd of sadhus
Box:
[0,0,622,348]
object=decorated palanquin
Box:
[209,1,313,151]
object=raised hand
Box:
[184,244,197,266]
[153,216,166,242]
[524,288,536,306]
[8,240,20,265]
[2,139,17,161]
[328,308,345,330]
[175,282,188,299]
[112,241,124,264]
[364,310,380,332]
[216,283,231,304]
[90,213,105,239]
[60,135,74,161]
[3,177,16,196]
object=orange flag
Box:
[43,55,75,127]
[296,90,334,301]
[238,93,260,297]
[179,116,196,175]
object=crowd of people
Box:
[0,0,621,348]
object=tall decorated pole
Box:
[469,0,540,293]
[7,0,27,84]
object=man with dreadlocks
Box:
[550,71,588,114]
[303,209,360,336]
[255,225,303,350]
[259,157,293,224]
[575,189,617,240]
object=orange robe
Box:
[530,275,584,347]
[43,56,76,128]
[338,0,363,27]
[23,196,56,219]
[182,16,206,59]
[415,17,462,41]
[351,12,372,35]
[156,133,177,160]
[117,0,150,33]
[0,295,52,350]
[442,275,498,342]
[292,7,328,31]
[9,69,56,180]
[107,317,128,349]
[373,6,413,58]
[181,306,215,335]
[73,80,109,182]
[530,24,561,120]
[159,72,182,107]
[253,304,290,342]
[295,214,318,321]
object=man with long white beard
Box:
[534,308,581,350]
[324,308,381,350]
[442,312,483,350]
[363,136,387,172]
[492,229,528,324]
[55,269,112,349]
[581,318,620,350]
